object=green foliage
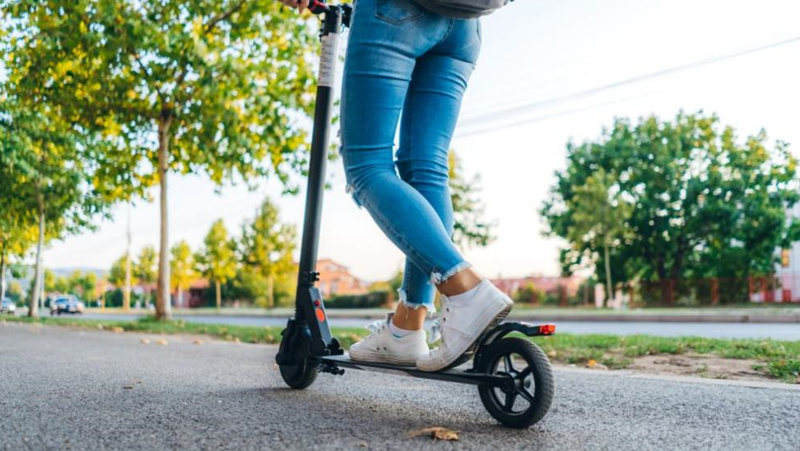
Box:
[449,150,495,248]
[108,254,138,288]
[327,291,390,309]
[238,198,297,308]
[170,240,196,292]
[135,246,158,285]
[542,112,799,305]
[767,359,800,382]
[513,281,545,305]
[3,0,320,319]
[196,220,237,287]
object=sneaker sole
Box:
[418,302,513,372]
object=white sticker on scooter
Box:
[318,33,339,88]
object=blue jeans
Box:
[340,0,482,312]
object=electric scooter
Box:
[276,0,556,428]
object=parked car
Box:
[1,297,15,315]
[50,296,85,315]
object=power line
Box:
[458,34,800,130]
[456,87,676,138]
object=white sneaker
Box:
[416,279,513,372]
[349,313,429,366]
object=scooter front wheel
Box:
[476,337,555,428]
[278,328,319,389]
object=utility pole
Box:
[124,203,132,311]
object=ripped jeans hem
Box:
[397,287,437,314]
[430,261,472,285]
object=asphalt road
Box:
[73,312,800,340]
[2,323,798,451]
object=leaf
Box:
[156,339,169,346]
[587,359,597,368]
[406,427,459,441]
[140,338,150,345]
[192,339,203,345]
[111,326,124,333]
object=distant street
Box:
[69,312,800,340]
[2,323,798,451]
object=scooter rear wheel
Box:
[476,337,555,428]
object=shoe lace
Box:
[365,320,385,336]
[426,297,451,345]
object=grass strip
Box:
[4,316,799,382]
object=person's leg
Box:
[343,0,456,363]
[408,18,515,372]
[341,2,472,310]
[393,44,481,326]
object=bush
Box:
[327,291,390,309]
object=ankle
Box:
[392,303,426,330]
[437,268,482,297]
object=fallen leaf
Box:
[406,427,459,441]
[546,350,557,358]
[586,359,597,368]
[233,337,241,343]
[192,339,203,345]
[123,385,134,390]
[140,339,151,345]
[111,327,124,333]
[359,441,368,447]
[156,339,169,346]
[97,324,105,330]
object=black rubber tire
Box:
[278,333,319,390]
[476,337,555,428]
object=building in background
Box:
[315,258,367,298]
[491,275,585,305]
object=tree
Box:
[170,240,196,309]
[109,255,139,309]
[67,271,97,301]
[135,246,158,308]
[196,220,236,312]
[542,112,799,305]
[239,199,297,309]
[449,150,496,248]
[513,281,545,305]
[3,1,320,320]
[0,100,107,317]
[564,169,632,305]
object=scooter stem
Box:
[293,3,350,351]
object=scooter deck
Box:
[320,354,513,388]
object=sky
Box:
[38,0,800,283]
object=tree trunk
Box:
[603,244,613,308]
[124,203,132,311]
[29,199,45,317]
[215,280,221,312]
[0,242,7,304]
[155,117,173,321]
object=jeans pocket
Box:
[375,0,424,25]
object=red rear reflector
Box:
[315,308,326,322]
[539,324,556,335]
